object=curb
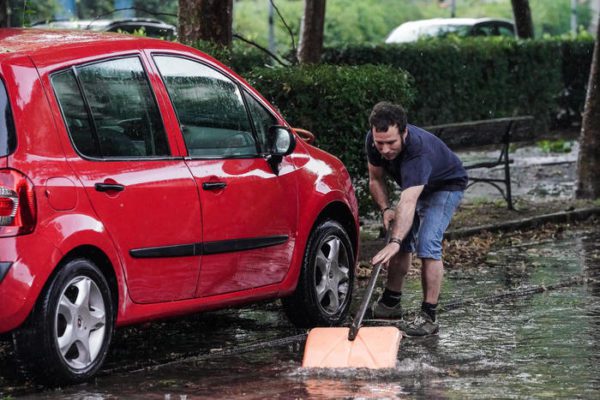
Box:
[444,206,600,240]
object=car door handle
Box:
[202,182,227,191]
[95,182,125,192]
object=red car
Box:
[0,29,359,384]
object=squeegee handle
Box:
[348,260,383,341]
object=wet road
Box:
[2,226,600,399]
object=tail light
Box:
[0,169,36,237]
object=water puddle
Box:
[2,228,600,399]
[459,142,578,202]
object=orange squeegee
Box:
[302,250,402,369]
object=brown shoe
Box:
[372,299,403,319]
[403,311,439,336]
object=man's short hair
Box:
[369,102,407,132]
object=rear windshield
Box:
[0,78,16,156]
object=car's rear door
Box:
[49,55,202,304]
[151,54,299,297]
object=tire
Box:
[283,220,355,328]
[13,258,114,385]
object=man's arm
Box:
[390,185,423,241]
[372,185,424,266]
[368,162,396,230]
[368,162,388,210]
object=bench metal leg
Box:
[503,148,514,210]
[465,156,514,210]
[466,177,513,208]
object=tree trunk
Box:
[178,0,233,47]
[576,13,600,199]
[510,0,534,39]
[297,0,326,64]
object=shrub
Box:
[245,64,415,215]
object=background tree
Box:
[511,0,534,38]
[576,11,600,199]
[297,0,326,64]
[178,0,233,46]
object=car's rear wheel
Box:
[13,258,114,385]
[283,220,355,328]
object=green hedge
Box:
[196,36,594,128]
[322,37,565,130]
[197,37,594,129]
[245,64,415,215]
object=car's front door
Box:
[50,56,202,304]
[153,55,298,297]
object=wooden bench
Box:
[425,116,535,210]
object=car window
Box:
[52,57,170,158]
[497,24,516,37]
[52,71,100,157]
[473,22,515,37]
[0,78,16,157]
[472,23,495,36]
[243,91,278,153]
[153,55,257,158]
[421,24,470,38]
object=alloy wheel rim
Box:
[55,275,107,370]
[314,235,350,315]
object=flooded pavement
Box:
[2,226,600,399]
[460,141,578,203]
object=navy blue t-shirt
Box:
[366,124,467,193]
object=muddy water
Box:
[460,142,577,202]
[4,229,600,399]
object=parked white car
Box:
[385,18,515,43]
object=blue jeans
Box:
[400,190,463,260]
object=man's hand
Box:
[371,241,401,267]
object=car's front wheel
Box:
[13,258,114,385]
[283,220,355,328]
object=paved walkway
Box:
[461,141,578,204]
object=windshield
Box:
[387,22,472,43]
[418,24,471,38]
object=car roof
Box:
[0,28,188,60]
[396,17,510,28]
[0,28,247,94]
[0,28,134,53]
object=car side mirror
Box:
[269,126,296,157]
[266,126,296,175]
